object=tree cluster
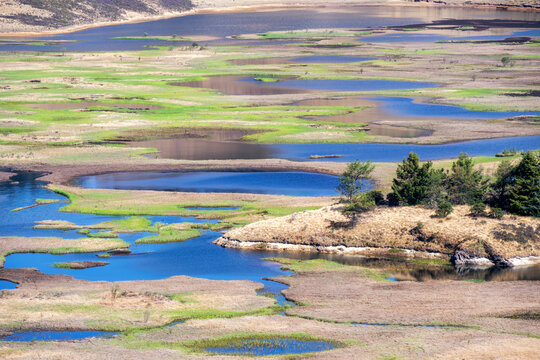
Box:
[337,151,539,218]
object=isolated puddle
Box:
[204,337,336,356]
[2,330,118,342]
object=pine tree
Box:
[391,152,437,206]
[509,152,540,217]
[444,153,488,205]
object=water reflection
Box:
[131,137,277,160]
[282,252,540,281]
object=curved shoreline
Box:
[0,2,538,37]
[213,238,540,268]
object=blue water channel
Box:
[244,78,437,91]
[371,97,540,119]
[358,29,540,43]
[2,330,118,342]
[274,136,540,162]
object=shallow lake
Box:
[75,171,340,196]
[2,6,537,52]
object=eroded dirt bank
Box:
[216,205,540,263]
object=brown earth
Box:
[0,268,272,333]
[217,204,540,259]
[0,171,15,182]
[277,265,540,329]
[0,236,129,267]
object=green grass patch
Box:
[135,228,201,244]
[86,231,119,238]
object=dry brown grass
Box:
[220,205,540,258]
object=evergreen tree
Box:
[490,159,515,209]
[508,152,540,217]
[391,152,437,206]
[444,153,488,205]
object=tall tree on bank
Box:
[508,152,540,217]
[391,152,441,206]
[336,161,374,203]
[445,153,488,205]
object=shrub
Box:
[435,200,453,218]
[344,193,376,214]
[469,201,486,217]
[489,207,504,219]
[365,190,384,205]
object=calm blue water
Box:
[359,29,540,43]
[2,330,117,342]
[291,56,376,63]
[205,338,336,355]
[0,8,423,52]
[246,78,437,91]
[1,173,293,285]
[372,96,540,119]
[76,171,340,196]
[1,7,536,52]
[0,173,210,239]
[0,280,17,290]
[273,136,540,162]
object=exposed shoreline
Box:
[216,204,540,265]
[0,1,538,37]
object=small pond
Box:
[204,337,336,356]
[2,330,118,342]
[75,171,340,197]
